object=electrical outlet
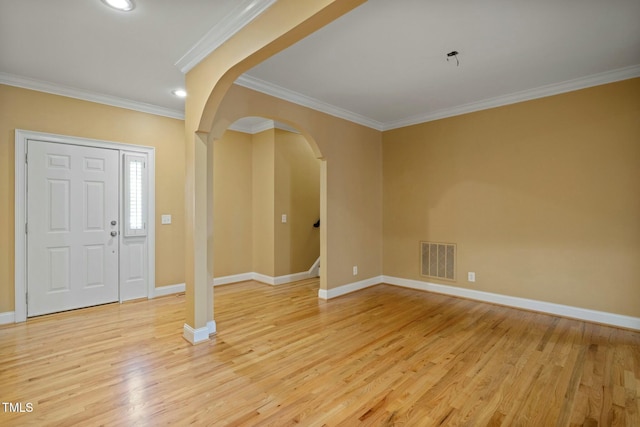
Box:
[353,265,358,276]
[468,272,476,282]
[281,214,287,223]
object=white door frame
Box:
[14,129,156,322]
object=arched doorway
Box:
[212,117,322,286]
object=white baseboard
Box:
[382,276,640,331]
[274,271,312,285]
[318,276,382,300]
[0,311,16,325]
[153,283,185,298]
[207,320,217,335]
[156,271,313,298]
[182,323,211,345]
[252,272,275,285]
[308,257,320,278]
[251,271,312,286]
[213,273,254,286]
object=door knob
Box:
[110,231,118,237]
[111,220,117,226]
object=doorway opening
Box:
[211,117,321,287]
[14,129,155,322]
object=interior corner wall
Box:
[213,129,253,277]
[251,128,276,277]
[214,127,321,280]
[0,84,186,313]
[382,78,640,317]
[274,129,321,276]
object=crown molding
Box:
[228,118,274,134]
[236,65,640,132]
[175,0,276,74]
[0,72,184,120]
[383,64,640,130]
[228,118,301,134]
[234,74,385,131]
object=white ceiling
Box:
[1,0,639,129]
[0,0,252,117]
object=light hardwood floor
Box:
[1,279,639,426]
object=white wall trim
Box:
[251,272,276,285]
[0,72,183,120]
[234,75,385,131]
[207,320,217,335]
[213,273,254,287]
[175,0,277,73]
[274,271,312,285]
[228,119,274,134]
[236,65,640,132]
[153,270,313,298]
[182,323,211,345]
[382,276,640,331]
[252,271,312,286]
[14,129,156,322]
[308,257,320,278]
[0,312,16,325]
[318,276,382,300]
[383,65,640,130]
[228,119,301,135]
[153,283,186,298]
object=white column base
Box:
[183,322,214,345]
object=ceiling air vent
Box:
[421,241,456,281]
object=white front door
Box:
[27,140,119,316]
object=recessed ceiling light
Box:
[101,0,135,12]
[172,89,187,98]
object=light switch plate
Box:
[161,214,172,225]
[281,214,287,223]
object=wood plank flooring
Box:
[1,279,639,426]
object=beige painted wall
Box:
[213,130,253,277]
[274,129,321,276]
[0,84,186,313]
[214,127,321,278]
[382,78,640,317]
[252,129,276,277]
[210,84,383,290]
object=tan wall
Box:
[251,129,276,277]
[382,78,640,317]
[274,129,321,276]
[210,84,383,290]
[0,84,186,312]
[213,130,253,277]
[214,127,321,278]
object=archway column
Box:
[183,131,215,344]
[183,0,368,344]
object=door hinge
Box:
[25,153,28,164]
[25,223,28,234]
[26,292,28,306]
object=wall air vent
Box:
[420,241,456,281]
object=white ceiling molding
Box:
[235,74,385,131]
[228,117,301,134]
[175,0,277,74]
[228,118,274,134]
[237,64,640,132]
[0,72,184,120]
[383,64,640,131]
